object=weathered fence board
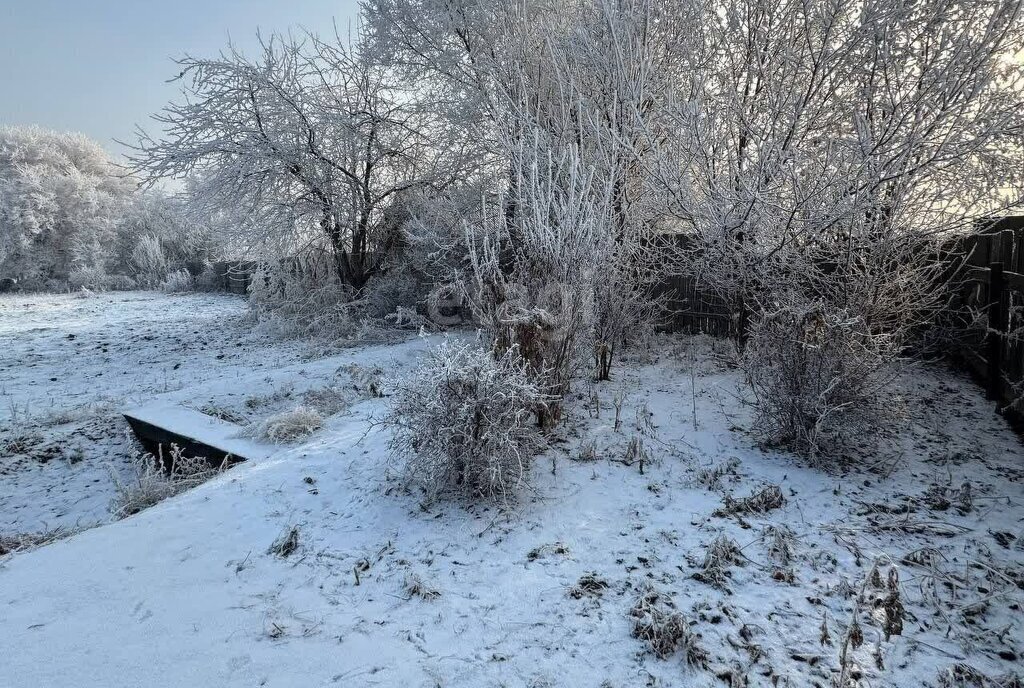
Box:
[652,275,733,336]
[948,220,1024,414]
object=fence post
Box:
[999,230,1016,271]
[986,262,1005,400]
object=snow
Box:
[0,291,309,532]
[2,294,1023,687]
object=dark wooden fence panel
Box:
[212,261,259,294]
[651,275,733,336]
[948,224,1024,413]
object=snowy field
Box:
[0,291,310,532]
[1,292,1023,687]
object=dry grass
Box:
[937,664,1023,688]
[694,457,741,491]
[714,484,785,517]
[527,542,569,561]
[268,526,300,558]
[630,585,707,667]
[110,445,225,519]
[0,528,78,556]
[257,406,323,443]
[403,573,440,600]
[692,534,743,590]
[569,572,609,599]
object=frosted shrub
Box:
[462,133,618,426]
[130,235,170,288]
[257,406,324,443]
[593,276,656,381]
[248,257,357,338]
[360,267,424,319]
[67,266,113,291]
[385,339,547,504]
[160,269,195,293]
[743,300,894,458]
[193,264,222,292]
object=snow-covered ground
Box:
[1,293,1022,687]
[0,291,310,532]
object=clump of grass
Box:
[41,401,116,427]
[764,524,797,582]
[110,445,224,519]
[268,526,300,558]
[623,435,649,474]
[577,439,599,462]
[630,585,707,667]
[340,363,384,398]
[764,524,796,566]
[1,432,44,456]
[527,542,570,561]
[198,403,247,424]
[694,457,740,490]
[244,386,294,410]
[693,534,743,590]
[0,528,77,556]
[936,664,1023,688]
[257,406,323,443]
[302,386,349,416]
[713,484,785,517]
[569,572,609,599]
[404,573,440,600]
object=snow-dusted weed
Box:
[692,534,744,591]
[630,585,707,667]
[403,573,440,600]
[110,445,224,519]
[257,407,323,443]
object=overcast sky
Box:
[0,0,361,156]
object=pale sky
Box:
[0,0,361,156]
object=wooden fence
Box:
[948,217,1024,412]
[211,261,260,295]
[651,275,733,336]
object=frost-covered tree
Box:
[367,0,677,384]
[661,0,1024,332]
[130,30,455,291]
[648,0,1024,452]
[370,0,1024,445]
[0,126,134,286]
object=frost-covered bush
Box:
[67,266,134,292]
[115,194,219,286]
[593,274,658,381]
[461,133,620,426]
[743,299,895,458]
[160,269,195,293]
[130,235,170,287]
[385,339,547,504]
[193,264,222,292]
[257,406,324,443]
[248,256,357,338]
[359,266,424,319]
